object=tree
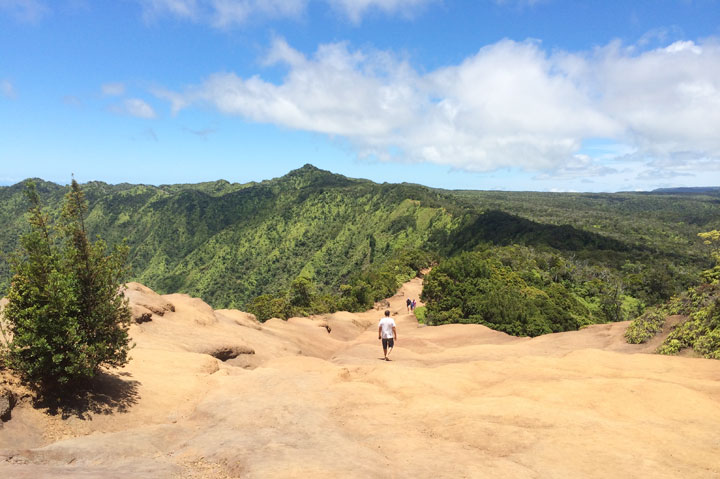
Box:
[698,230,720,283]
[247,293,289,322]
[3,180,132,392]
[289,276,314,309]
[594,270,626,323]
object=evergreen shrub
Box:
[3,181,132,392]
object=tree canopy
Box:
[1,180,132,393]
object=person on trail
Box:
[378,310,397,361]
[406,298,412,312]
[411,299,416,312]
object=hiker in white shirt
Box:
[378,310,397,361]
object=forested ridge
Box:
[1,166,459,309]
[1,165,718,340]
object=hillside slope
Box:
[1,280,718,478]
[0,166,457,307]
[1,165,685,311]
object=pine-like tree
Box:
[4,180,132,392]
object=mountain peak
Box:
[287,164,322,175]
[278,164,358,189]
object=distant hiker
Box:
[411,299,416,311]
[378,310,397,361]
[406,298,412,312]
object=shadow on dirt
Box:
[34,372,140,420]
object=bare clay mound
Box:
[1,279,719,479]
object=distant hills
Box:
[0,165,717,312]
[650,186,720,194]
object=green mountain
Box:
[1,166,458,308]
[651,186,720,195]
[0,165,716,333]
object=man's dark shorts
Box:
[382,338,394,349]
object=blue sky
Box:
[1,0,719,191]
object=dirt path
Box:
[1,278,719,479]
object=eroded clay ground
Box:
[1,278,719,478]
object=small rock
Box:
[199,345,255,361]
[0,388,14,422]
[316,321,332,333]
[131,304,154,323]
[125,283,175,316]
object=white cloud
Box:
[0,0,49,22]
[120,98,157,118]
[590,40,720,162]
[1,79,16,99]
[413,40,620,171]
[137,0,198,20]
[533,154,618,181]
[177,38,422,138]
[328,0,436,23]
[136,0,436,25]
[664,40,702,55]
[101,82,126,96]
[158,37,720,177]
[210,0,306,27]
[153,86,190,113]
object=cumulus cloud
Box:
[115,98,157,118]
[136,0,436,25]
[157,37,720,176]
[412,40,619,171]
[591,40,720,161]
[1,79,16,99]
[0,0,49,22]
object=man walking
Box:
[378,310,397,361]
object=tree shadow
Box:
[34,371,141,420]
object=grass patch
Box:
[414,305,427,324]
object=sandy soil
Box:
[1,278,719,478]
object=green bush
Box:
[625,232,720,359]
[3,181,132,392]
[657,295,720,357]
[247,293,290,322]
[627,276,720,359]
[421,246,600,336]
[625,309,665,344]
[249,248,435,319]
[414,305,427,323]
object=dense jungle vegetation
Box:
[0,165,718,339]
[625,230,720,358]
[420,246,641,335]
